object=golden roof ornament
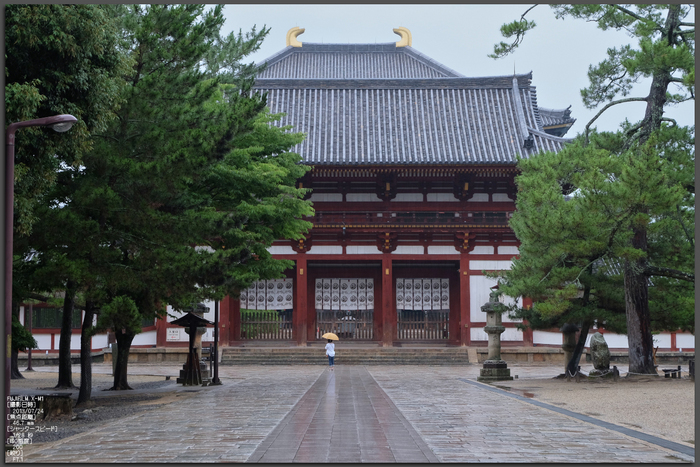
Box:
[393,26,412,47]
[286,26,305,47]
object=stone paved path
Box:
[9,364,694,463]
[367,366,693,463]
[248,366,437,463]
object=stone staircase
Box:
[220,344,475,366]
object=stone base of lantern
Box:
[477,360,513,382]
[176,361,211,385]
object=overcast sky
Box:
[220,4,694,138]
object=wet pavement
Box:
[7,363,694,463]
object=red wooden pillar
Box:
[381,255,394,347]
[295,257,308,346]
[219,295,233,346]
[459,255,470,346]
[156,313,167,347]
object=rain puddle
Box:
[493,385,538,398]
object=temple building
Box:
[208,27,569,348]
[18,28,694,356]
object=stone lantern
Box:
[477,287,513,382]
[183,302,210,360]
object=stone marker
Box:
[589,332,611,376]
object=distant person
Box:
[325,339,335,371]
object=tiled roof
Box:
[254,43,572,166]
[257,43,464,79]
[539,106,576,127]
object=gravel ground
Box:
[492,370,695,447]
[9,372,184,444]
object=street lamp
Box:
[5,114,77,448]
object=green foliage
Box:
[12,315,37,352]
[5,4,131,236]
[96,296,141,336]
[489,19,537,59]
[492,126,693,333]
[492,5,694,141]
[23,4,311,326]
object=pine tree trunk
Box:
[55,282,77,389]
[11,347,24,379]
[620,5,680,375]
[76,302,94,405]
[11,303,24,379]
[566,321,591,377]
[110,332,134,390]
[624,228,656,374]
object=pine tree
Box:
[491,5,694,374]
[26,5,311,399]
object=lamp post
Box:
[5,114,77,448]
[212,300,221,385]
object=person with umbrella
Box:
[322,333,338,371]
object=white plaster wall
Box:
[34,335,52,351]
[19,307,25,324]
[676,333,695,350]
[391,193,423,202]
[467,193,489,202]
[92,333,109,349]
[497,246,519,255]
[426,193,459,202]
[501,327,523,341]
[469,275,522,323]
[307,245,343,255]
[392,246,424,255]
[132,330,157,346]
[347,245,382,254]
[166,305,182,322]
[584,332,629,348]
[471,246,494,254]
[427,246,457,255]
[309,193,343,202]
[470,327,487,341]
[267,245,296,255]
[470,260,513,270]
[346,193,382,202]
[492,193,513,202]
[652,333,672,348]
[533,330,562,346]
[70,334,81,350]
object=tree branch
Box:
[521,4,538,20]
[585,97,648,145]
[611,4,662,30]
[25,292,87,310]
[661,117,677,126]
[675,205,694,249]
[644,265,694,282]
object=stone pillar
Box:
[477,289,513,382]
[560,323,579,373]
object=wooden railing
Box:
[397,310,449,340]
[316,310,374,340]
[240,309,293,340]
[309,211,510,227]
